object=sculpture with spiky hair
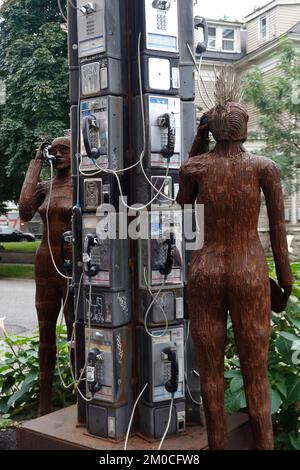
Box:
[214,65,243,106]
[208,66,249,142]
[177,69,293,450]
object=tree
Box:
[243,39,300,192]
[0,0,69,211]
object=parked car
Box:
[0,226,35,242]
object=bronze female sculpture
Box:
[19,136,73,416]
[177,98,293,450]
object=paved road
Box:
[0,279,38,337]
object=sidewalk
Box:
[0,278,37,336]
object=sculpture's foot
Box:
[39,369,55,418]
[208,437,228,450]
[38,406,53,417]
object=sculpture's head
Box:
[207,101,249,143]
[51,136,71,170]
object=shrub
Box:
[224,261,300,450]
[0,322,76,427]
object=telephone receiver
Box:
[72,206,82,249]
[87,347,103,395]
[61,231,73,276]
[159,231,176,277]
[157,112,176,160]
[163,346,179,394]
[82,115,105,161]
[40,142,56,167]
[152,0,171,10]
[194,16,208,55]
[83,233,101,278]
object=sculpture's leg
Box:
[36,281,62,416]
[189,285,228,450]
[229,281,274,450]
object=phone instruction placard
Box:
[145,0,179,53]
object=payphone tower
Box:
[68,0,206,442]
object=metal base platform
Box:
[17,406,254,450]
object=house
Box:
[194,0,300,258]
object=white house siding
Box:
[246,1,300,53]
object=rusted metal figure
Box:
[177,102,293,450]
[19,137,73,416]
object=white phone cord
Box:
[158,397,174,450]
[46,163,72,280]
[124,383,149,450]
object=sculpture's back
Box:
[177,68,293,450]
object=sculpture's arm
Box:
[260,160,294,288]
[19,159,44,222]
[176,165,198,207]
[189,113,210,158]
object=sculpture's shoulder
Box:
[180,153,211,177]
[247,154,279,180]
[244,152,278,178]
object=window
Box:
[259,16,268,42]
[222,28,235,51]
[285,209,290,222]
[207,26,216,49]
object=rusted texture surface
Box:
[17,405,254,450]
[177,103,293,450]
[19,137,73,416]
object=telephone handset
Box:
[163,345,179,394]
[159,231,176,277]
[194,16,208,55]
[82,115,105,161]
[61,231,73,276]
[40,142,56,167]
[152,0,171,10]
[87,347,103,395]
[157,112,176,160]
[83,233,101,277]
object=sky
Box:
[194,0,270,22]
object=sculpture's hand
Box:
[197,112,210,140]
[35,149,42,161]
[35,142,50,162]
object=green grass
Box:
[0,264,34,279]
[0,241,40,253]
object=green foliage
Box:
[0,264,34,278]
[224,261,300,450]
[0,0,69,207]
[243,40,300,190]
[0,323,75,426]
[0,241,40,252]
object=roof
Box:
[201,51,246,62]
[205,18,244,27]
[245,0,300,22]
[287,20,300,34]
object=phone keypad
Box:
[157,13,167,31]
[90,131,99,149]
[163,362,172,382]
[95,361,104,383]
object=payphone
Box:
[136,324,186,438]
[134,95,181,170]
[77,0,127,96]
[86,326,132,439]
[80,96,124,171]
[139,209,184,288]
